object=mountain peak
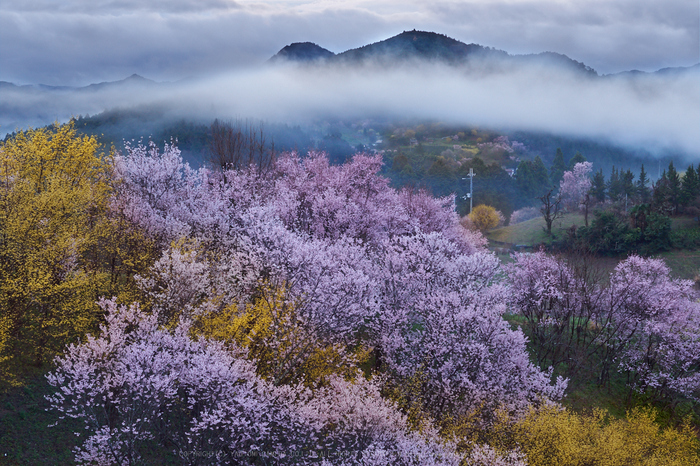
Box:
[270,42,335,63]
[82,74,156,92]
[336,30,502,64]
[125,73,150,81]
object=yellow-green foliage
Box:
[0,123,153,377]
[488,406,699,466]
[436,402,494,453]
[196,286,369,386]
[382,367,445,436]
[468,204,500,232]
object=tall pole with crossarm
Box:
[462,168,476,214]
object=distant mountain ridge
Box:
[1,74,157,93]
[269,30,699,77]
[607,63,700,78]
[270,30,597,74]
[83,73,156,91]
[0,74,164,137]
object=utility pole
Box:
[462,168,476,214]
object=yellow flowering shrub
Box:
[1,124,108,372]
[504,406,699,466]
[195,286,369,386]
[468,204,500,232]
[0,123,155,380]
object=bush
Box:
[469,204,501,232]
[671,228,700,249]
[567,210,671,256]
[491,406,700,466]
[509,207,540,225]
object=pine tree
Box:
[622,169,635,205]
[516,156,550,199]
[550,147,566,187]
[567,151,587,171]
[591,169,606,203]
[533,155,550,185]
[637,164,651,203]
[652,170,673,215]
[607,166,623,202]
[680,164,699,209]
[667,162,681,214]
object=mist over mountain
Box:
[271,31,597,77]
[606,63,700,79]
[2,31,698,161]
[0,74,168,132]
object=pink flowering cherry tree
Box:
[507,251,700,402]
[47,142,581,464]
[559,162,593,226]
[47,299,471,465]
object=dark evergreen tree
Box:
[550,147,567,187]
[516,156,550,199]
[591,169,606,203]
[567,151,586,170]
[667,161,681,214]
[622,169,636,202]
[652,170,673,215]
[533,156,550,180]
[607,166,623,202]
[637,164,651,204]
[680,164,699,209]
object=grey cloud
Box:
[3,0,239,14]
[0,10,273,85]
[3,60,697,159]
[1,0,697,86]
[0,0,697,159]
[195,62,698,155]
[424,0,699,73]
[0,5,393,85]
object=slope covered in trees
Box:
[1,124,698,464]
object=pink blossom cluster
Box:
[559,162,593,211]
[476,136,523,154]
[509,207,541,225]
[50,144,567,463]
[610,256,700,400]
[506,251,700,401]
[374,233,566,418]
[48,299,462,465]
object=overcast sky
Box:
[1,0,698,85]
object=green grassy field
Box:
[487,212,586,246]
[658,250,700,281]
[487,213,700,281]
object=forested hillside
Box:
[1,123,699,465]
